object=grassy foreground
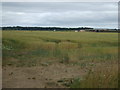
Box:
[2,31,118,88]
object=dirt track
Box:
[3,63,86,88]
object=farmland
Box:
[2,31,118,88]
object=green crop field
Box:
[2,31,118,88]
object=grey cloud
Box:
[2,2,118,28]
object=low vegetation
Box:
[2,31,118,88]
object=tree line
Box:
[2,26,93,31]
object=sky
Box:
[2,2,118,29]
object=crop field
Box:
[2,31,118,88]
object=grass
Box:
[2,31,118,88]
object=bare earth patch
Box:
[3,63,86,88]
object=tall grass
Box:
[2,31,118,64]
[70,61,118,88]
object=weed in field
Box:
[59,53,69,64]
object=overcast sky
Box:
[2,2,118,28]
